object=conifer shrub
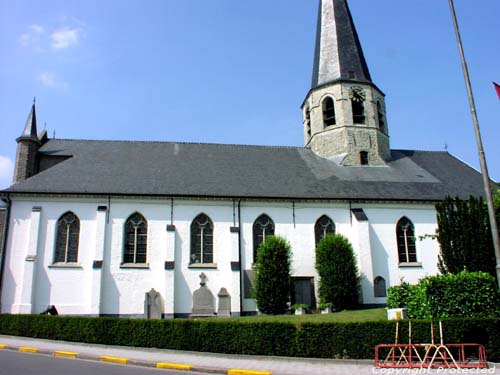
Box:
[315,234,360,310]
[253,236,292,315]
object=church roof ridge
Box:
[44,138,306,150]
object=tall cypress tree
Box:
[436,196,497,277]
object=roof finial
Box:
[33,96,36,105]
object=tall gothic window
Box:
[322,97,336,127]
[124,212,148,264]
[351,88,365,124]
[396,217,417,263]
[314,215,335,245]
[190,213,214,264]
[54,211,80,263]
[253,214,275,262]
[377,101,385,132]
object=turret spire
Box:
[311,0,372,89]
[19,101,38,139]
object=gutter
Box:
[237,199,243,316]
[0,195,12,311]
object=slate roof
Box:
[311,0,372,89]
[3,139,486,202]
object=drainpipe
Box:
[0,195,12,311]
[237,199,243,316]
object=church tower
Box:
[13,101,41,184]
[302,0,390,166]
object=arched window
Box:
[314,215,335,245]
[360,151,369,165]
[253,214,275,262]
[54,211,80,263]
[190,213,214,264]
[396,217,417,263]
[377,101,385,132]
[124,212,148,264]
[351,88,365,124]
[374,276,387,297]
[322,97,336,127]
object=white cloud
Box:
[37,72,68,89]
[18,24,45,47]
[0,156,14,189]
[51,27,82,49]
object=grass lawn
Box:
[213,308,387,323]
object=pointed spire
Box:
[19,99,38,139]
[311,0,372,89]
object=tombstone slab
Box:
[217,287,231,318]
[191,273,216,317]
[144,288,163,319]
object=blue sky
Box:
[0,0,499,189]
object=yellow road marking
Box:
[156,362,192,370]
[18,347,38,353]
[53,351,78,359]
[228,369,272,375]
[99,355,128,364]
[0,344,7,349]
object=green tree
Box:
[436,196,496,277]
[253,236,292,315]
[315,234,359,310]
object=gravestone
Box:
[144,288,163,319]
[191,273,216,317]
[217,287,231,318]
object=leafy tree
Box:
[436,196,496,277]
[315,234,359,310]
[253,236,292,315]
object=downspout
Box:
[237,199,243,315]
[0,195,12,311]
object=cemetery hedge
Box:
[0,314,499,361]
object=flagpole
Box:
[448,0,500,289]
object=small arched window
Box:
[124,212,148,264]
[360,151,369,165]
[377,101,385,132]
[315,215,335,245]
[253,214,275,262]
[396,217,417,263]
[374,276,387,297]
[54,211,80,263]
[322,97,336,127]
[191,213,214,264]
[351,88,365,124]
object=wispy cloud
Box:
[0,155,14,189]
[18,24,45,47]
[51,27,82,49]
[37,72,68,89]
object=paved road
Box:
[0,350,213,375]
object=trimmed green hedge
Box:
[0,314,499,361]
[387,271,500,319]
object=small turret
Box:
[13,100,41,184]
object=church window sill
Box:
[188,263,217,269]
[49,263,82,269]
[399,262,422,268]
[120,263,150,269]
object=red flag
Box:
[494,82,500,100]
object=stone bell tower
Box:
[302,0,390,166]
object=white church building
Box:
[0,0,485,318]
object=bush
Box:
[253,236,292,315]
[387,271,500,319]
[315,234,359,310]
[0,315,499,361]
